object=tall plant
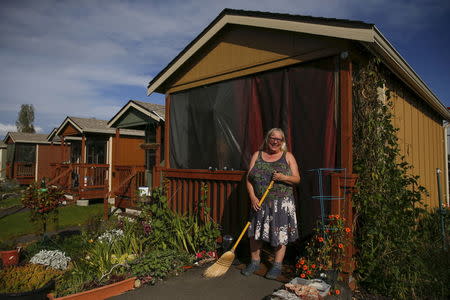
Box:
[352,58,434,298]
[22,183,64,235]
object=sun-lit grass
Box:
[0,203,104,242]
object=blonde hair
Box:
[261,128,288,152]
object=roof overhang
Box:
[147,10,450,121]
[3,132,59,145]
[108,100,164,128]
[54,117,83,137]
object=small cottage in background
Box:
[3,132,68,185]
[107,100,165,209]
[47,116,145,206]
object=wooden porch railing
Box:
[111,165,146,209]
[14,162,35,178]
[162,168,247,236]
[48,163,109,200]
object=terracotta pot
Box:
[0,249,19,267]
[47,277,136,300]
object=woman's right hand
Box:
[251,196,260,211]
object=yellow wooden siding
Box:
[391,87,445,208]
[166,26,349,93]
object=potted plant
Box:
[0,240,20,267]
[0,264,62,300]
[296,214,352,286]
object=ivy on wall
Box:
[352,58,449,298]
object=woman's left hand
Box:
[272,172,285,182]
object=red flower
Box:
[335,289,341,295]
[307,270,312,275]
[318,237,324,243]
[335,214,340,219]
[338,243,344,249]
[345,227,351,233]
[328,215,334,219]
[311,264,316,269]
[302,265,308,270]
[300,273,306,278]
[299,259,305,265]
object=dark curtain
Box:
[170,57,337,235]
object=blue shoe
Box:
[241,260,260,276]
[265,263,282,280]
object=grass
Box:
[0,196,22,209]
[0,203,104,242]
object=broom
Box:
[203,180,274,278]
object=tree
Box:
[16,104,35,133]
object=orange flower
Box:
[345,227,351,233]
[335,214,340,219]
[311,264,316,269]
[303,265,308,270]
[338,243,344,249]
[318,237,324,242]
[335,289,341,295]
[300,273,306,278]
[299,259,305,265]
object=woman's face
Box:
[267,131,283,153]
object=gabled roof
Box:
[108,100,165,127]
[53,116,144,137]
[3,132,56,144]
[147,8,450,120]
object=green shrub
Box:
[130,248,193,280]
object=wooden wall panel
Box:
[61,123,80,136]
[113,136,145,166]
[390,84,445,208]
[37,144,70,181]
[166,27,349,93]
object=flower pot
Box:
[0,280,54,300]
[47,277,136,300]
[0,249,19,267]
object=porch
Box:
[6,162,35,185]
[48,163,109,200]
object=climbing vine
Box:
[352,58,449,298]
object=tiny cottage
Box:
[146,9,450,239]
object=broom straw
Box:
[203,180,274,278]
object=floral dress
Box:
[247,151,299,247]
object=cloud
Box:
[0,123,17,137]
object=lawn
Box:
[0,196,22,209]
[0,203,104,242]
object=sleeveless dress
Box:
[247,151,299,247]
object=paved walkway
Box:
[112,264,284,300]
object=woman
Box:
[242,128,300,279]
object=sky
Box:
[0,0,449,138]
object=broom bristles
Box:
[202,250,235,278]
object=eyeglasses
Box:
[269,137,283,143]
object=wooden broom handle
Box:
[231,180,274,252]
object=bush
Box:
[130,248,193,280]
[0,264,63,293]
